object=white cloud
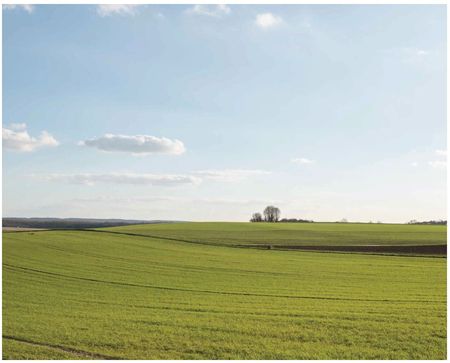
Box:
[3,4,34,13]
[291,157,314,165]
[33,173,201,187]
[416,49,429,56]
[3,124,59,152]
[9,123,27,131]
[193,169,270,182]
[80,134,186,156]
[402,47,429,56]
[383,47,433,66]
[398,47,430,64]
[428,150,447,169]
[410,162,419,167]
[255,13,283,29]
[97,5,140,17]
[187,4,230,17]
[429,161,446,169]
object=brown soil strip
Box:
[252,244,447,255]
[3,335,123,360]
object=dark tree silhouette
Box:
[250,212,263,222]
[263,206,280,222]
[407,219,446,225]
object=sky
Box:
[2,4,447,222]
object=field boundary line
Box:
[243,244,447,257]
[2,335,124,360]
[4,263,446,304]
[85,229,238,248]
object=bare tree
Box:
[273,207,280,222]
[263,206,281,222]
[250,212,263,222]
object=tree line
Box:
[407,219,447,225]
[250,206,314,223]
[250,214,447,225]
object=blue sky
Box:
[3,4,446,222]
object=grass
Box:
[104,222,447,249]
[3,223,446,359]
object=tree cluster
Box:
[250,206,281,223]
[407,219,447,225]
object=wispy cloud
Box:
[32,173,201,186]
[3,4,34,13]
[3,124,59,152]
[97,5,140,17]
[428,149,447,169]
[32,169,270,187]
[193,197,281,206]
[399,47,430,63]
[73,196,281,206]
[193,169,270,182]
[80,134,186,156]
[416,49,429,56]
[291,157,314,165]
[255,13,283,29]
[428,161,446,169]
[187,4,230,17]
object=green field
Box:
[3,223,447,359]
[104,222,446,255]
[105,222,446,246]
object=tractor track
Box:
[4,263,446,304]
[2,335,124,360]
